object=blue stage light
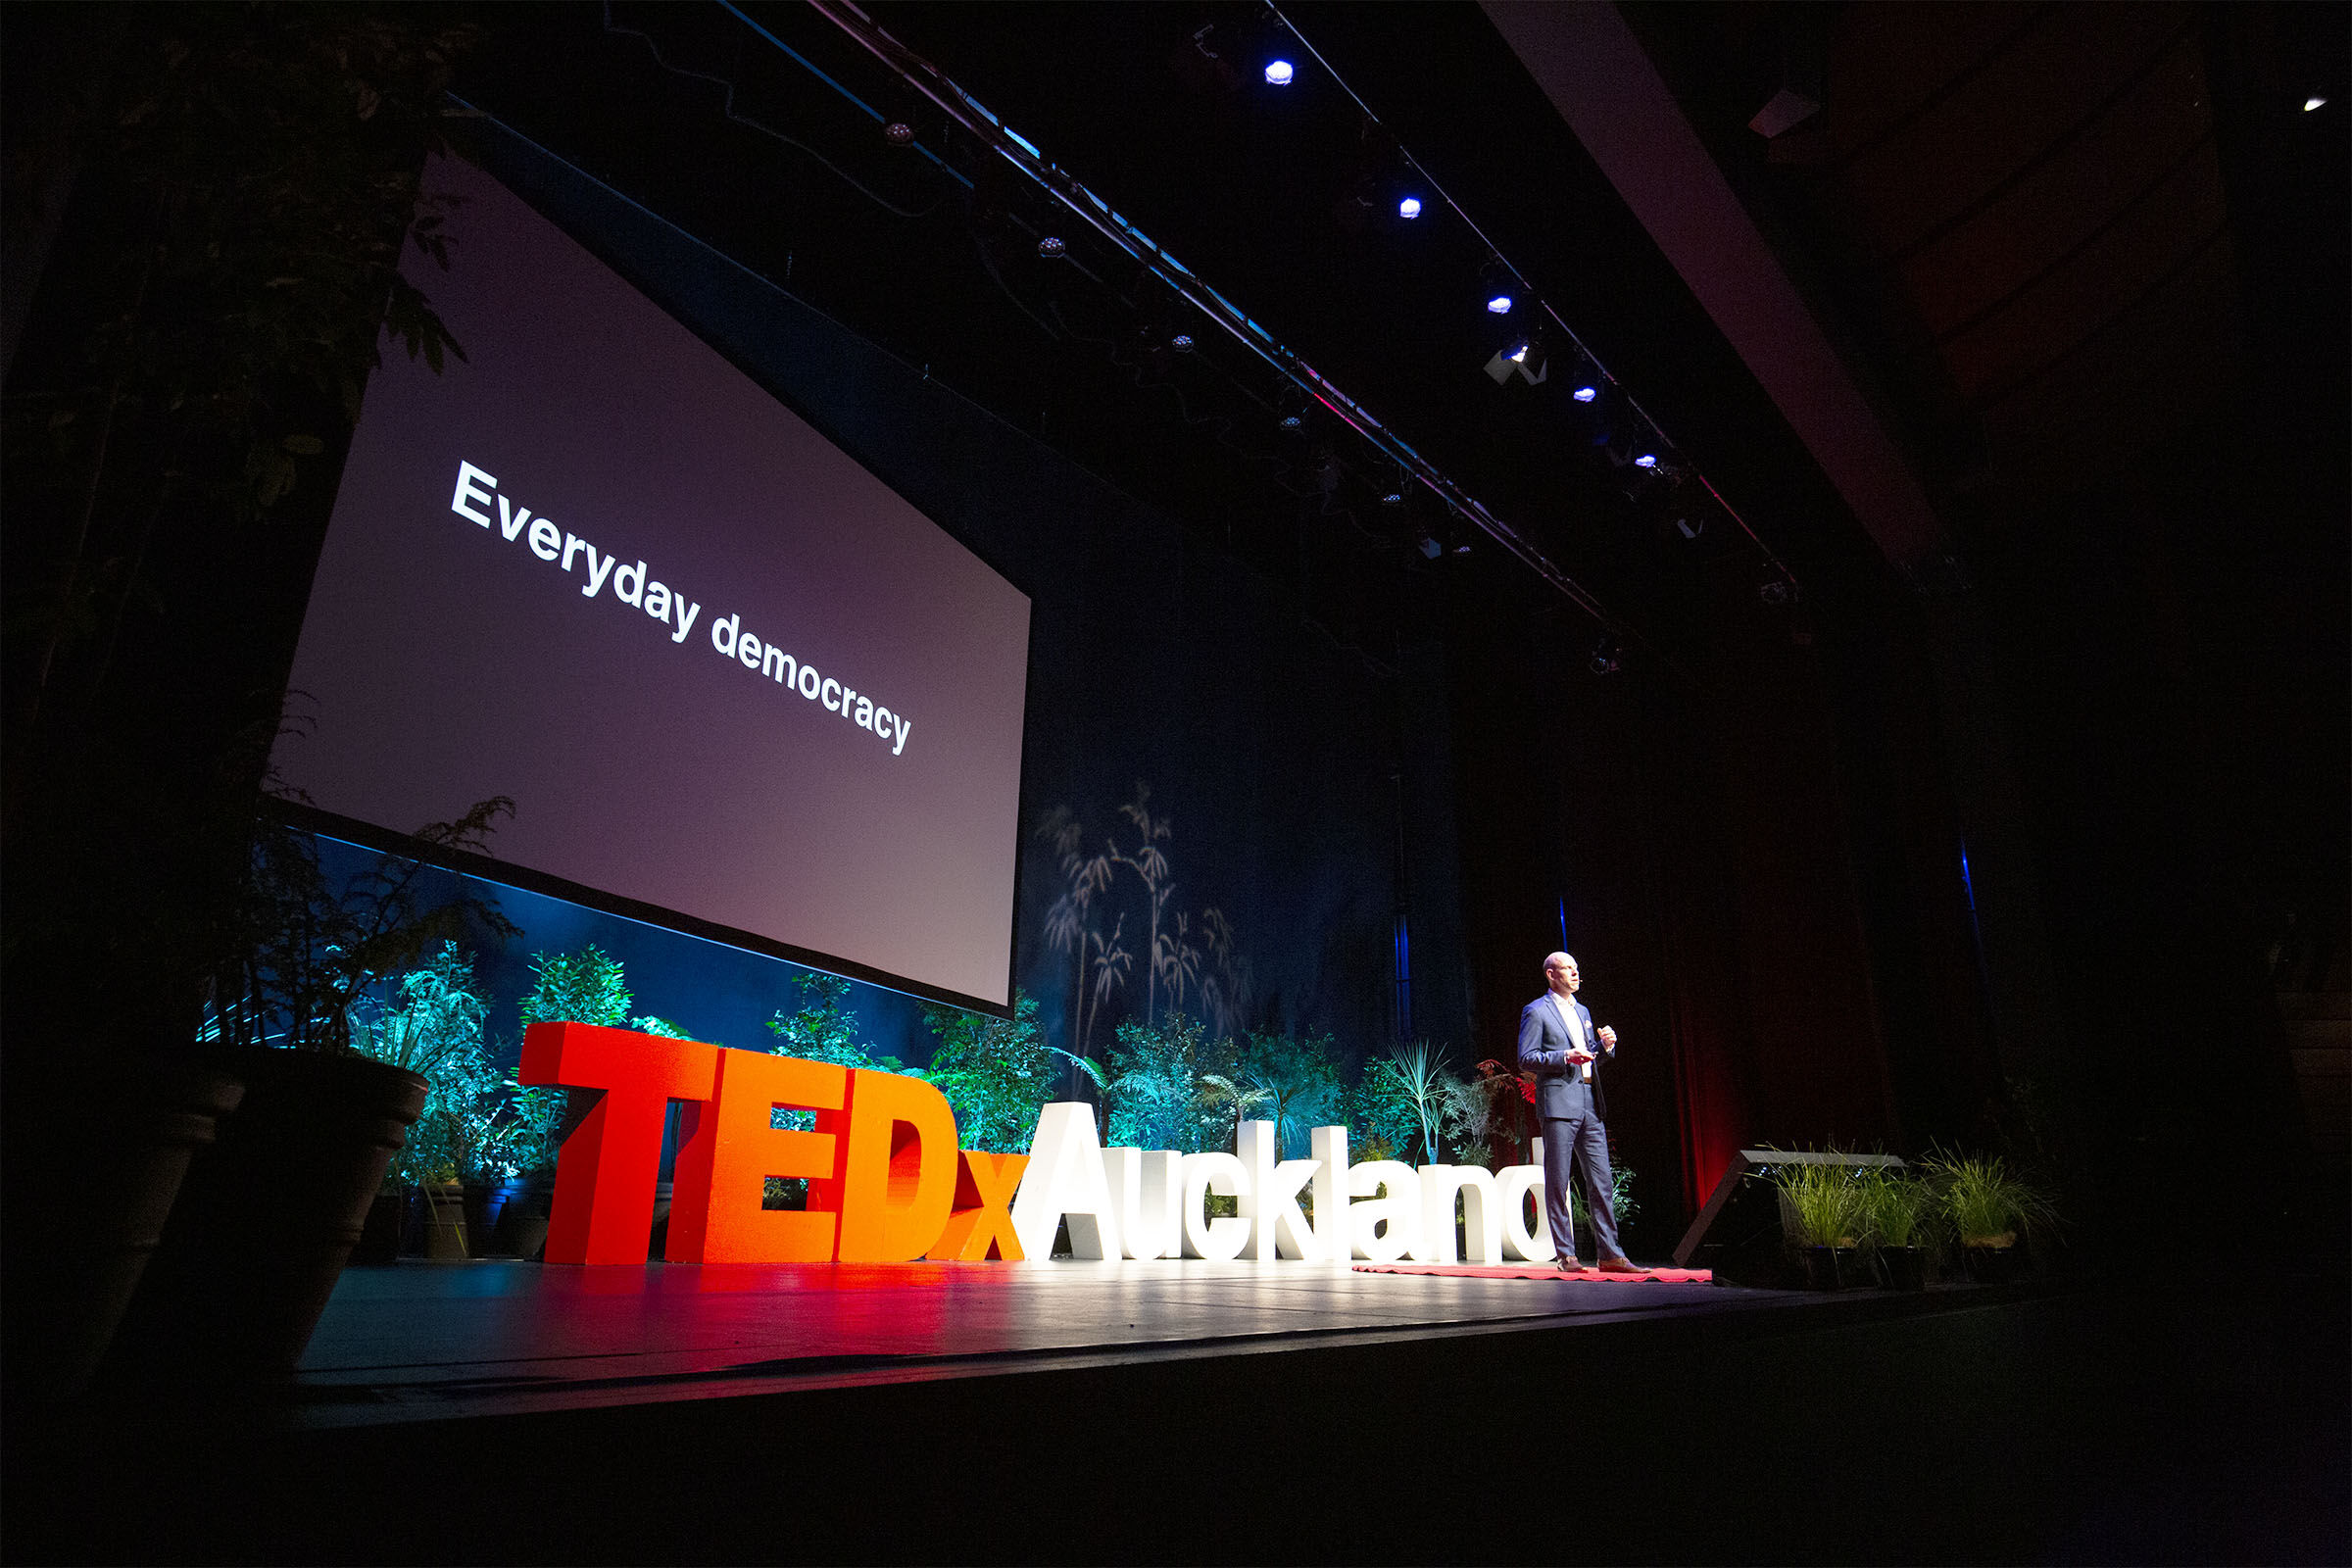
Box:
[1171,333,1195,352]
[1397,196,1423,220]
[1573,385,1598,403]
[1486,294,1513,315]
[1634,453,1658,468]
[1265,59,1295,86]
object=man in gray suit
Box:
[1517,952,1636,1272]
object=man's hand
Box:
[1565,1048,1595,1064]
[1596,1025,1618,1050]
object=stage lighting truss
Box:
[797,0,1728,652]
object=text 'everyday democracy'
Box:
[448,460,914,757]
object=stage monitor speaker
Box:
[1672,1150,1905,1286]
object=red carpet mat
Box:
[1354,1262,1713,1283]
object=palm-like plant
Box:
[1196,1072,1273,1151]
[1377,1040,1453,1166]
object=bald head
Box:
[1544,952,1581,997]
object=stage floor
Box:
[300,1257,1786,1425]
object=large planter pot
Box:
[462,1179,525,1255]
[1879,1246,1930,1292]
[107,1050,427,1387]
[416,1180,468,1259]
[495,1174,556,1260]
[1,1055,246,1406]
[1800,1246,1845,1291]
[352,1190,403,1264]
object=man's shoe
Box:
[1552,1255,1586,1271]
[1595,1255,1642,1274]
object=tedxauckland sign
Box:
[523,1022,1561,1266]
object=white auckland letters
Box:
[1005,1104,1560,1269]
[448,458,912,757]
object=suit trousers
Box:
[1543,1095,1622,1261]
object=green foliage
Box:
[1102,1012,1238,1154]
[1344,1069,1423,1166]
[1856,1166,1935,1250]
[1609,1161,1639,1223]
[1364,1041,1454,1165]
[1242,1030,1345,1156]
[347,941,485,1077]
[1768,1152,1868,1249]
[923,991,1058,1153]
[346,942,500,1187]
[1442,1059,1527,1169]
[1196,1072,1272,1151]
[765,973,896,1137]
[764,972,898,1071]
[518,944,631,1030]
[1924,1149,2060,1247]
[480,1078,567,1179]
[202,796,516,1053]
[629,1014,700,1041]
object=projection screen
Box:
[274,156,1032,1010]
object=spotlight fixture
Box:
[2305,96,2328,112]
[1264,58,1295,86]
[1758,579,1790,606]
[1674,515,1705,541]
[1589,635,1622,675]
[1477,257,1519,317]
[1037,235,1067,259]
[1633,452,1658,468]
[1416,528,1444,560]
[1381,489,1407,507]
[1397,196,1423,220]
[1485,333,1548,387]
[1279,413,1303,431]
[883,121,915,146]
[1170,332,1195,352]
[1572,384,1598,404]
[1451,541,1473,556]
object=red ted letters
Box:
[520,1022,1005,1266]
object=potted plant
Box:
[1924,1151,2058,1283]
[109,799,514,1383]
[1769,1153,1866,1290]
[480,1079,568,1259]
[349,942,503,1259]
[1857,1165,1936,1290]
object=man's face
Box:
[1546,957,1581,995]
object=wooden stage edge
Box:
[290,1255,1984,1427]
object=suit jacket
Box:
[1517,992,1614,1121]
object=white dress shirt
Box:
[1550,993,1594,1081]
